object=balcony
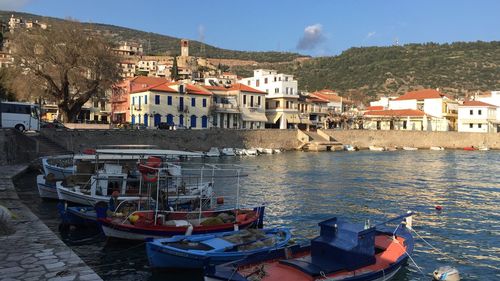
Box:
[211,103,240,113]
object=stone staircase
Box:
[297,130,343,151]
[25,132,71,157]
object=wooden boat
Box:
[98,206,266,241]
[262,148,274,154]
[146,228,291,269]
[205,212,414,281]
[478,146,490,151]
[463,146,477,151]
[430,146,445,151]
[368,146,385,151]
[41,154,75,180]
[402,146,418,151]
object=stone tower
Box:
[181,39,189,57]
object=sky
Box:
[1,0,499,56]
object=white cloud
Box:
[0,0,33,10]
[297,23,325,50]
[198,24,205,42]
[366,31,376,39]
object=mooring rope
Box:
[411,228,468,265]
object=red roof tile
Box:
[394,89,446,101]
[229,83,266,94]
[460,100,496,107]
[364,109,425,117]
[131,81,177,94]
[311,92,342,102]
[366,106,384,111]
[186,84,212,96]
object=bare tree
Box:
[9,21,121,122]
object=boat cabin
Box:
[91,164,128,197]
[280,217,376,275]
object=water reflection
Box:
[14,150,500,281]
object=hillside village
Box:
[1,14,499,134]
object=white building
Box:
[388,89,458,131]
[477,91,500,123]
[239,69,299,129]
[458,101,498,133]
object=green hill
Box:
[0,10,307,63]
[232,41,500,101]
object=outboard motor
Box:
[433,266,460,281]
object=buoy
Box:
[216,197,224,204]
[433,266,460,281]
[435,205,443,211]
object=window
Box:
[470,110,473,115]
[478,110,482,115]
[258,96,261,106]
[469,123,473,128]
[276,101,280,108]
[290,88,294,95]
[155,95,160,105]
[274,77,277,82]
[144,95,147,104]
[243,95,247,105]
[202,98,207,108]
[285,76,289,81]
[132,97,135,105]
[250,96,254,107]
[167,96,172,105]
[264,78,268,84]
[478,124,482,128]
[191,97,196,107]
[286,101,290,109]
[403,121,407,129]
[286,87,289,94]
[275,88,279,93]
[247,80,250,86]
[256,79,260,87]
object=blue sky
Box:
[3,0,499,56]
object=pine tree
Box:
[171,56,179,81]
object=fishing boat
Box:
[463,146,477,151]
[41,154,76,180]
[234,149,245,156]
[98,206,265,241]
[402,146,418,151]
[368,146,385,151]
[37,174,59,199]
[244,148,259,156]
[430,146,445,151]
[146,228,291,269]
[344,145,358,151]
[262,148,274,154]
[220,148,236,156]
[273,149,282,154]
[205,212,414,281]
[206,147,221,157]
[478,146,490,151]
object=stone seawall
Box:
[323,130,500,149]
[39,129,500,152]
[41,129,300,152]
[0,129,37,165]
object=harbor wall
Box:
[323,130,500,149]
[0,129,37,165]
[40,129,300,152]
[38,128,500,153]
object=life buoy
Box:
[83,148,96,155]
[139,156,162,183]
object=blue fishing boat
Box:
[146,228,291,269]
[205,212,414,281]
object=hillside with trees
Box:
[232,41,500,102]
[0,11,307,63]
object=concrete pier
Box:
[0,165,102,281]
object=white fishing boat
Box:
[262,148,274,154]
[255,148,264,154]
[273,149,282,154]
[234,148,245,156]
[402,146,418,151]
[478,146,490,151]
[368,146,385,151]
[37,174,59,199]
[220,148,236,156]
[244,148,259,156]
[205,147,221,157]
[41,154,75,180]
[430,146,445,151]
[343,145,358,151]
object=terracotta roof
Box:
[131,81,177,94]
[307,97,329,103]
[229,83,266,94]
[311,92,342,102]
[460,100,496,107]
[394,89,447,101]
[366,106,384,111]
[364,109,425,117]
[202,85,230,91]
[186,84,212,96]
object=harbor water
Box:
[15,150,500,280]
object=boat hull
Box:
[37,175,59,199]
[41,155,75,180]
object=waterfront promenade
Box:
[0,165,102,281]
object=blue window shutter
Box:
[167,96,172,105]
[191,97,196,107]
[144,95,147,104]
[203,99,207,107]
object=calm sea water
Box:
[15,150,500,281]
